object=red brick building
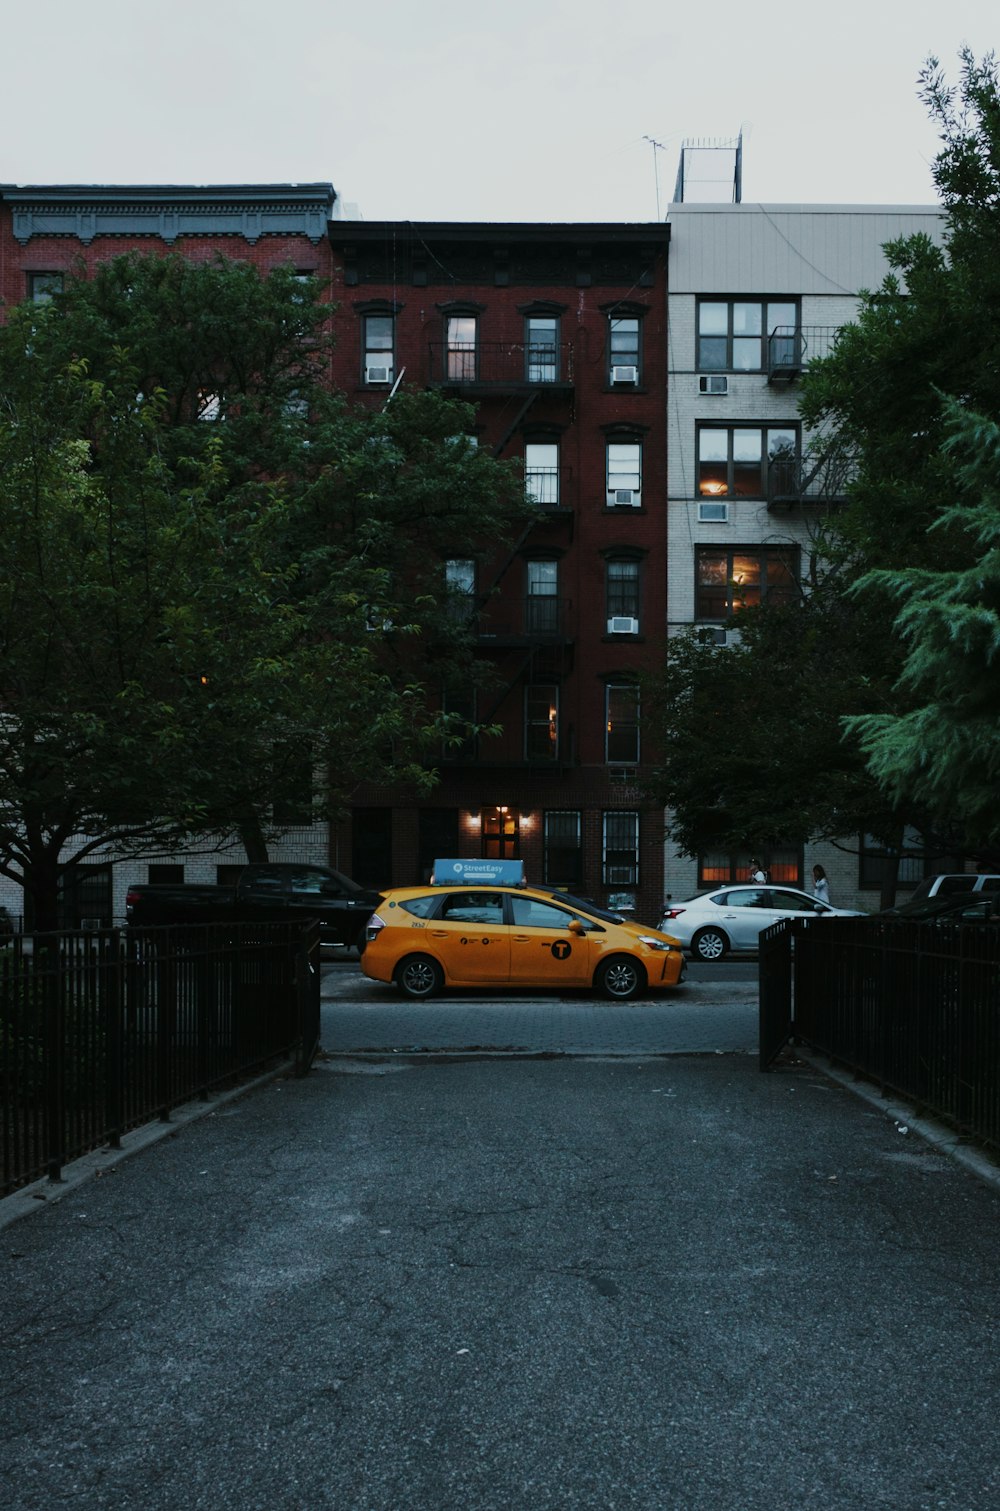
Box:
[0,188,670,925]
[327,221,670,921]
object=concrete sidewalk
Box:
[3,1051,1000,1510]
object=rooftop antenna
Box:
[643,135,666,220]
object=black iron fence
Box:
[760,916,1000,1153]
[1,921,320,1197]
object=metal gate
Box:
[758,918,793,1068]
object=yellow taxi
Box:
[361,865,685,1001]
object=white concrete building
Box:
[663,195,944,912]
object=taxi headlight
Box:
[637,934,672,952]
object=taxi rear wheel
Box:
[596,956,646,1001]
[395,954,444,1000]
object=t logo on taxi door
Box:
[551,940,572,961]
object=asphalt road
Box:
[4,1050,1000,1510]
[319,956,760,1058]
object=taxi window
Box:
[440,891,505,925]
[398,894,439,918]
[510,896,580,930]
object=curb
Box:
[796,1048,1000,1197]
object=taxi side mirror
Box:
[568,919,586,936]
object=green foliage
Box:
[846,402,1000,843]
[0,253,531,925]
[642,588,907,859]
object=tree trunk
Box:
[238,812,269,865]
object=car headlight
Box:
[637,935,673,952]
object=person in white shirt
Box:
[812,864,830,904]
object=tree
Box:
[846,402,1000,852]
[0,254,530,928]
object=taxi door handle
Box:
[512,934,531,942]
[430,929,450,937]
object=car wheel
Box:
[692,927,729,962]
[596,956,647,1001]
[395,954,444,1000]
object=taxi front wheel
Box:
[596,956,646,1001]
[395,954,444,1000]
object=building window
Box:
[544,811,583,886]
[608,315,641,383]
[858,829,944,890]
[606,440,642,506]
[603,811,640,886]
[482,806,519,859]
[695,546,799,621]
[525,441,560,506]
[363,314,394,385]
[605,684,640,764]
[697,299,799,372]
[526,315,559,382]
[525,558,559,634]
[445,559,476,620]
[606,559,640,627]
[698,849,801,888]
[526,684,559,762]
[28,272,63,302]
[446,314,477,381]
[698,425,797,499]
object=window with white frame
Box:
[605,684,639,764]
[543,810,582,885]
[602,811,639,886]
[698,424,797,500]
[525,441,560,506]
[608,314,641,382]
[525,315,559,382]
[525,684,559,761]
[697,299,799,371]
[695,546,799,621]
[606,440,642,505]
[363,313,394,385]
[525,558,559,634]
[446,314,477,381]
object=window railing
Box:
[768,447,857,507]
[428,341,574,386]
[768,325,844,382]
[475,596,572,641]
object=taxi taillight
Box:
[366,912,386,938]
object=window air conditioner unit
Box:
[707,626,729,646]
[611,365,639,385]
[699,374,728,395]
[610,488,640,506]
[365,365,392,384]
[698,500,729,523]
[608,616,640,635]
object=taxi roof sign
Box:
[430,858,525,887]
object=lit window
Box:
[698,850,801,888]
[605,684,639,764]
[698,425,797,499]
[695,546,799,621]
[526,684,559,761]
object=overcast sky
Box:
[2,0,997,221]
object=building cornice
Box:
[2,183,337,245]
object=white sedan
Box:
[659,884,865,961]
